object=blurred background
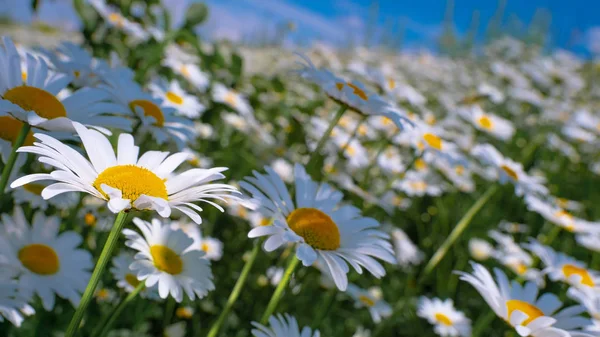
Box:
[1,0,599,56]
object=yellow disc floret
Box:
[166,91,183,105]
[150,245,183,275]
[435,313,453,326]
[506,300,544,325]
[3,86,67,120]
[287,208,341,251]
[0,116,35,146]
[18,244,60,275]
[562,264,594,287]
[129,100,165,127]
[93,165,168,202]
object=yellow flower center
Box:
[381,117,393,126]
[410,181,428,191]
[562,264,594,287]
[129,100,165,127]
[415,158,427,171]
[435,313,453,326]
[3,86,67,120]
[125,273,141,288]
[84,212,97,227]
[166,91,183,105]
[180,65,190,77]
[201,242,210,252]
[478,115,494,129]
[93,165,168,202]
[506,300,544,325]
[21,71,27,82]
[392,196,404,206]
[336,82,369,101]
[150,245,183,275]
[513,262,527,275]
[500,165,518,180]
[97,288,110,299]
[287,208,340,251]
[455,165,465,175]
[224,92,237,107]
[346,146,356,157]
[108,12,124,27]
[237,207,248,218]
[0,116,35,146]
[23,183,45,195]
[74,70,81,79]
[556,198,569,208]
[176,307,193,319]
[426,115,436,125]
[259,218,272,226]
[359,295,375,307]
[358,124,368,136]
[423,133,442,150]
[387,78,396,90]
[18,244,60,275]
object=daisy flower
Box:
[162,45,209,91]
[175,306,195,319]
[417,297,471,337]
[11,122,238,224]
[40,42,107,87]
[199,237,224,261]
[98,75,194,149]
[394,171,445,197]
[90,0,149,41]
[524,195,597,233]
[0,37,131,133]
[471,143,548,196]
[526,240,600,290]
[241,164,395,291]
[251,313,320,337]
[346,284,392,323]
[468,238,494,261]
[568,287,600,328]
[458,105,515,140]
[391,228,424,268]
[123,218,215,302]
[457,262,594,337]
[149,79,205,118]
[0,278,33,327]
[0,207,92,310]
[296,54,412,130]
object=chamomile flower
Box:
[346,284,392,323]
[468,238,494,261]
[457,262,594,337]
[199,237,224,261]
[175,306,195,320]
[0,279,33,327]
[149,79,205,119]
[99,76,194,149]
[417,297,471,337]
[0,207,92,310]
[459,105,515,140]
[242,164,395,291]
[526,240,600,290]
[391,228,424,268]
[471,143,548,196]
[163,46,209,91]
[40,42,106,87]
[251,313,320,337]
[524,195,597,233]
[11,122,238,224]
[110,252,144,293]
[90,0,149,41]
[123,218,215,302]
[394,171,445,197]
[296,54,411,130]
[0,37,131,133]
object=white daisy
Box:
[346,284,392,323]
[40,42,107,87]
[149,79,205,119]
[417,297,471,337]
[526,240,600,290]
[524,194,597,233]
[0,278,33,327]
[98,75,194,149]
[242,163,395,291]
[123,217,215,302]
[391,228,424,268]
[251,313,320,337]
[162,45,209,92]
[468,238,494,261]
[458,105,515,141]
[0,207,92,310]
[471,143,548,196]
[0,37,131,133]
[89,0,150,41]
[11,122,238,224]
[457,262,594,337]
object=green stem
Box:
[0,123,30,202]
[420,184,499,279]
[306,105,347,170]
[312,289,337,329]
[163,297,176,328]
[259,257,300,324]
[543,225,562,246]
[471,310,496,337]
[207,243,260,337]
[94,283,145,337]
[65,211,130,337]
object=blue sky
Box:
[2,0,599,54]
